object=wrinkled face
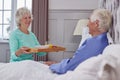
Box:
[20,13,32,29]
[87,15,99,35]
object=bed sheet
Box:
[0,44,120,80]
[0,60,58,80]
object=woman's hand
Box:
[15,46,31,56]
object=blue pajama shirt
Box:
[49,32,108,74]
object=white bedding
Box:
[0,60,58,80]
[0,44,120,80]
[55,44,120,80]
[55,55,104,80]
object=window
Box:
[0,0,12,39]
[0,0,32,40]
[17,0,32,9]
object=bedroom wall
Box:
[48,0,99,62]
[49,0,98,10]
[0,0,99,62]
[0,42,10,62]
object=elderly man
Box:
[49,9,112,74]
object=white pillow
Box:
[79,30,113,48]
[97,44,120,80]
[103,44,120,58]
[78,26,91,47]
[106,32,113,44]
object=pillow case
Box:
[99,44,120,80]
[78,26,91,47]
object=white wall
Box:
[49,0,98,10]
[48,0,99,61]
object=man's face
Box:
[87,15,99,35]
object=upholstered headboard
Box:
[99,0,120,44]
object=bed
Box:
[0,20,120,80]
[1,0,120,79]
[0,44,120,80]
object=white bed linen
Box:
[0,44,120,80]
[55,55,103,80]
[0,60,58,80]
[55,44,120,80]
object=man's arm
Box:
[49,37,107,74]
[49,42,90,74]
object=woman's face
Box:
[20,13,32,29]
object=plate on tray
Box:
[26,45,66,53]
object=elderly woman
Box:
[9,7,46,62]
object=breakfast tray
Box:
[26,45,66,53]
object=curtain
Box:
[99,0,120,44]
[32,0,48,45]
[32,0,48,61]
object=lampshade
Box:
[73,19,89,35]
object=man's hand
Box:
[44,61,57,66]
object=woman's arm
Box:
[9,32,20,59]
[32,33,47,56]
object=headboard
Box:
[99,0,120,44]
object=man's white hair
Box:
[90,9,112,32]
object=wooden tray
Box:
[26,45,66,53]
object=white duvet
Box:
[0,44,120,80]
[0,60,58,80]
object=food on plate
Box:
[26,44,66,53]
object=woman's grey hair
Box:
[15,7,33,26]
[90,9,112,32]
